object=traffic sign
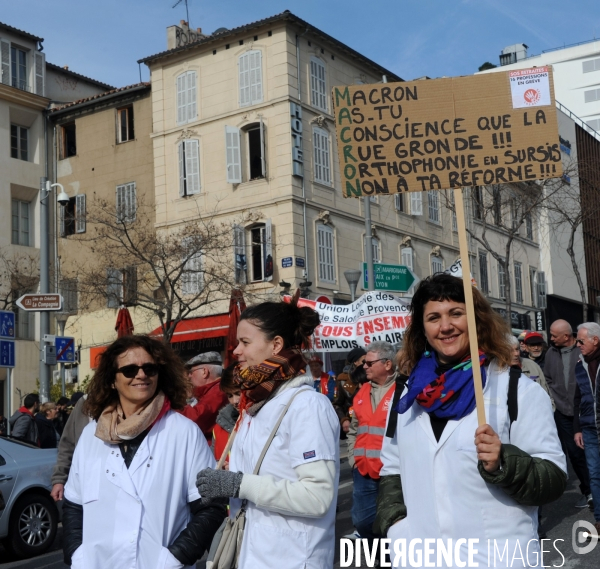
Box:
[363,263,419,292]
[0,339,15,368]
[16,294,62,311]
[55,336,76,363]
[0,310,15,339]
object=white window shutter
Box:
[75,194,86,233]
[185,140,201,195]
[233,224,247,284]
[107,268,122,308]
[239,53,250,107]
[116,185,124,222]
[182,238,202,295]
[176,73,187,124]
[59,203,66,237]
[410,192,423,216]
[310,58,327,111]
[259,116,266,178]
[34,51,45,96]
[317,224,335,283]
[178,142,186,197]
[187,71,197,122]
[313,127,331,185]
[225,126,242,183]
[401,247,414,270]
[264,218,273,281]
[250,50,263,105]
[0,39,10,86]
[127,182,137,221]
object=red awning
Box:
[150,314,230,344]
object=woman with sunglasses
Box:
[375,274,567,568]
[62,335,225,569]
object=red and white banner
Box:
[285,292,411,352]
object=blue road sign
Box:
[0,339,15,368]
[295,257,305,268]
[0,310,15,339]
[55,336,76,363]
[281,257,293,268]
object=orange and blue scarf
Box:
[395,351,487,420]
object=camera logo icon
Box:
[572,520,599,554]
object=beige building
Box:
[0,21,110,413]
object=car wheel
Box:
[5,493,58,558]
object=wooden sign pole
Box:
[453,188,486,426]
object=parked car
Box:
[0,436,59,558]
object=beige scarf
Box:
[95,391,165,444]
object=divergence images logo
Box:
[572,520,599,555]
[524,88,541,105]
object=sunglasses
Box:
[117,363,159,378]
[363,358,389,368]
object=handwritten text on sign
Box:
[332,69,562,197]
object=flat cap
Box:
[186,351,223,367]
[524,332,544,345]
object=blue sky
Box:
[2,0,599,88]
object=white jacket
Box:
[64,410,215,569]
[229,375,340,569]
[380,362,567,568]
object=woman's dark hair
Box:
[219,364,238,393]
[399,273,512,373]
[240,295,321,349]
[84,335,190,420]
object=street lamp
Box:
[344,269,362,302]
[39,178,69,402]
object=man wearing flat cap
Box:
[523,331,548,369]
[180,351,228,442]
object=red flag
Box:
[115,306,134,338]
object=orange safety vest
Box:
[353,382,395,479]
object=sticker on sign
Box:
[16,294,63,311]
[509,67,551,109]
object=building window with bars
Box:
[10,124,28,161]
[478,251,489,294]
[239,51,263,107]
[514,262,523,303]
[11,199,30,246]
[116,182,137,222]
[313,127,331,185]
[310,57,327,112]
[176,71,197,124]
[498,260,507,299]
[117,105,135,143]
[317,224,336,283]
[428,191,440,224]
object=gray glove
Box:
[196,468,244,499]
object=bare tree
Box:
[62,194,260,343]
[0,248,39,311]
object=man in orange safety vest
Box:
[347,341,398,548]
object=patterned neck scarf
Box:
[233,348,306,415]
[394,351,487,420]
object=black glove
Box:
[196,468,244,499]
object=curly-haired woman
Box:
[375,274,567,568]
[62,335,225,569]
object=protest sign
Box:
[332,67,561,197]
[284,293,411,352]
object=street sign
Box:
[0,339,15,368]
[16,294,62,311]
[0,310,15,339]
[281,257,293,268]
[295,257,305,268]
[55,336,76,363]
[363,263,418,292]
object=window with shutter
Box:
[176,71,197,124]
[233,225,247,284]
[310,57,327,112]
[313,127,331,185]
[107,268,122,308]
[431,255,443,275]
[401,247,413,270]
[116,182,137,222]
[225,126,242,183]
[410,192,423,216]
[364,237,381,264]
[187,71,197,122]
[0,39,10,86]
[479,251,489,294]
[34,51,45,96]
[395,193,404,212]
[529,267,537,307]
[60,279,78,313]
[514,262,523,303]
[317,224,336,283]
[264,219,273,282]
[239,50,263,107]
[75,194,86,233]
[182,239,202,295]
[249,221,273,282]
[178,140,201,196]
[123,266,138,304]
[498,260,507,299]
[427,191,440,224]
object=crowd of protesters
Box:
[5,274,600,567]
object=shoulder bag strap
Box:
[253,387,311,475]
[507,365,521,438]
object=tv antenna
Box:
[173,0,190,25]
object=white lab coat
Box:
[228,375,340,569]
[380,362,566,568]
[64,410,215,569]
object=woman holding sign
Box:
[375,273,566,568]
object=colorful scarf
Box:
[233,348,306,415]
[395,351,487,420]
[95,391,170,444]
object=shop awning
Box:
[150,314,230,344]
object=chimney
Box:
[499,43,528,66]
[167,20,206,50]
